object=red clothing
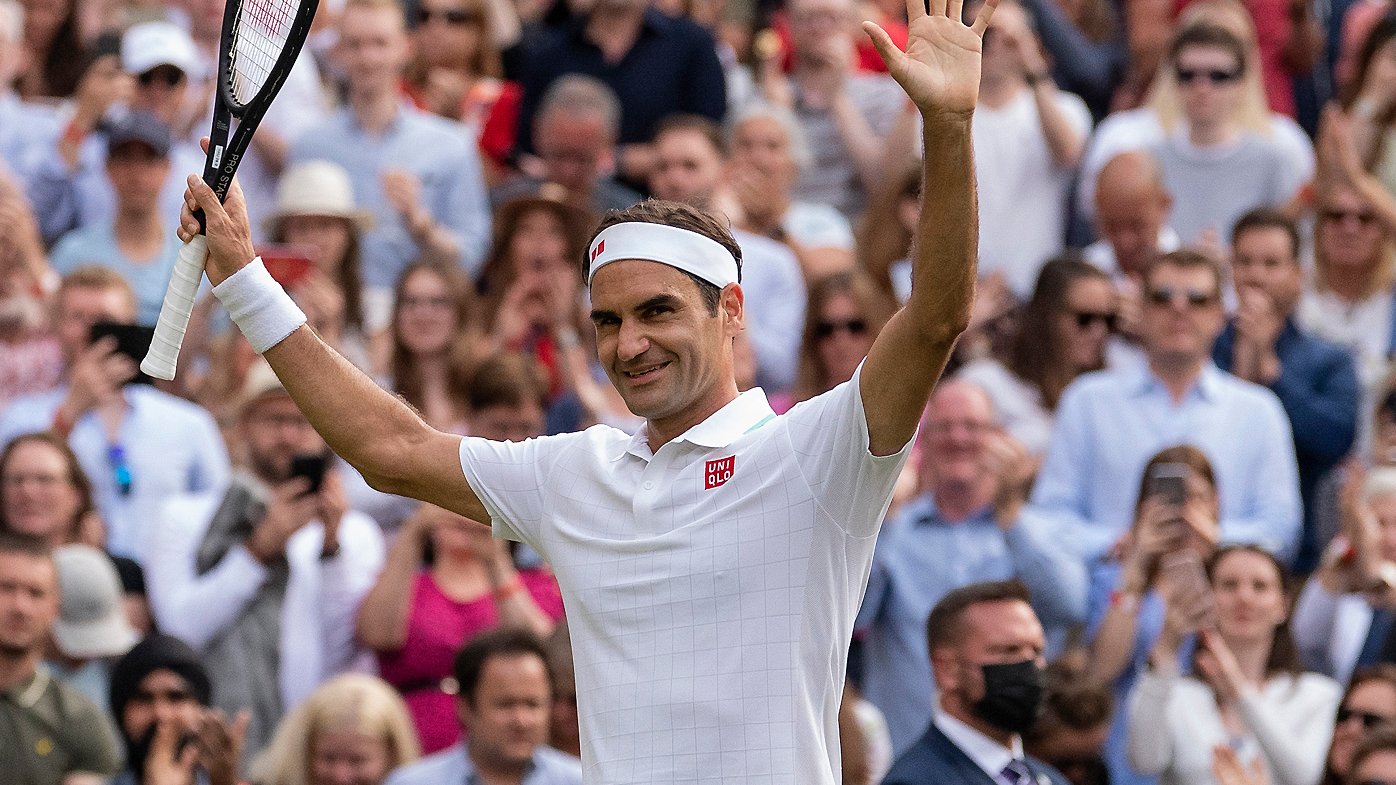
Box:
[770,12,909,74]
[1175,0,1296,116]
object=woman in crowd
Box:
[957,258,1116,455]
[18,0,85,100]
[1342,15,1396,200]
[250,673,420,785]
[356,503,561,754]
[783,271,895,410]
[1126,545,1343,785]
[385,260,484,434]
[0,432,101,549]
[1320,665,1396,785]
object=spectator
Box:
[880,580,1071,785]
[382,628,582,785]
[491,76,641,217]
[47,544,140,709]
[386,261,485,434]
[1084,151,1180,287]
[787,271,895,407]
[542,620,579,758]
[1320,665,1396,785]
[0,172,63,409]
[0,532,121,785]
[508,0,726,188]
[858,159,922,302]
[646,114,808,393]
[1024,653,1114,785]
[461,352,556,445]
[290,0,492,288]
[1146,23,1306,245]
[250,673,420,785]
[0,1,59,183]
[0,267,231,560]
[15,0,84,100]
[1214,208,1361,572]
[972,0,1091,299]
[144,362,386,759]
[1029,249,1302,567]
[107,634,243,785]
[1015,0,1126,121]
[958,257,1117,455]
[857,380,1088,755]
[48,111,182,327]
[0,432,100,550]
[1343,15,1396,200]
[1349,726,1396,785]
[1125,545,1342,785]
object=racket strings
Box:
[229,0,297,105]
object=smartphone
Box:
[289,454,328,495]
[258,244,317,289]
[1148,463,1189,506]
[90,322,155,385]
[1160,550,1218,628]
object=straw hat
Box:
[264,160,375,237]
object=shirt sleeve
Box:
[436,138,492,278]
[783,365,916,538]
[1237,674,1342,785]
[1267,345,1359,467]
[1219,391,1302,561]
[1027,381,1114,560]
[1290,578,1343,677]
[1006,509,1089,627]
[1125,670,1178,775]
[458,433,566,552]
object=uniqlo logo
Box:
[704,456,735,489]
[590,240,604,261]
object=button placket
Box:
[633,447,670,535]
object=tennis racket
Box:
[141,0,319,380]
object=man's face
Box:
[336,6,409,94]
[920,383,995,491]
[121,669,203,744]
[535,110,612,194]
[934,600,1046,711]
[1232,226,1302,316]
[1318,187,1385,272]
[1094,181,1169,279]
[467,402,545,443]
[788,0,856,56]
[459,653,552,768]
[589,259,741,426]
[1174,44,1244,130]
[239,395,324,483]
[56,285,137,360]
[649,129,724,208]
[980,0,1031,80]
[107,141,171,214]
[132,65,189,126]
[1140,263,1225,364]
[0,551,58,657]
[729,117,797,187]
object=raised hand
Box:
[862,0,997,117]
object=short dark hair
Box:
[585,200,744,317]
[465,352,550,413]
[453,628,551,707]
[655,113,726,157]
[0,530,52,560]
[1169,23,1247,72]
[1143,248,1224,298]
[925,580,1032,655]
[1232,207,1300,261]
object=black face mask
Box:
[971,659,1045,734]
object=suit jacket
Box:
[881,722,1072,785]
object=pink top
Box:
[376,568,564,753]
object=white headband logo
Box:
[586,222,739,289]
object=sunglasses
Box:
[1338,706,1393,729]
[1322,209,1379,226]
[1146,286,1216,308]
[138,67,185,87]
[108,444,132,497]
[1072,310,1117,331]
[814,318,868,339]
[415,7,483,25]
[1176,67,1242,85]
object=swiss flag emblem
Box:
[704,456,735,489]
[590,240,604,261]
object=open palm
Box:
[864,0,998,116]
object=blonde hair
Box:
[1148,0,1272,136]
[249,674,421,785]
[1312,182,1396,299]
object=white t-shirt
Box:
[458,369,913,784]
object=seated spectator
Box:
[1349,727,1396,785]
[786,271,894,408]
[1320,665,1396,785]
[971,0,1091,299]
[250,673,420,785]
[0,532,121,785]
[290,0,492,287]
[1030,249,1301,567]
[1126,545,1343,785]
[0,267,231,560]
[47,111,182,326]
[491,76,641,218]
[382,629,582,785]
[1219,209,1362,569]
[47,544,139,709]
[1343,16,1396,201]
[958,257,1117,455]
[0,432,101,549]
[1083,150,1179,297]
[1146,24,1305,245]
[1024,652,1114,785]
[0,173,63,409]
[385,261,485,434]
[145,362,386,759]
[880,580,1071,785]
[858,380,1088,755]
[107,634,242,785]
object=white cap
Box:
[52,545,140,660]
[122,21,205,79]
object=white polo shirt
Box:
[459,368,913,784]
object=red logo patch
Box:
[704,456,735,489]
[590,240,604,261]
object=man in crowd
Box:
[881,580,1071,785]
[290,0,492,288]
[0,532,121,785]
[383,629,582,785]
[0,267,230,560]
[1085,151,1180,284]
[1213,208,1359,572]
[858,380,1086,755]
[1031,250,1302,568]
[145,362,385,757]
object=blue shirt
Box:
[289,105,492,287]
[1029,362,1302,564]
[0,385,230,559]
[382,742,582,785]
[854,494,1088,756]
[48,222,184,326]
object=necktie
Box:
[1000,759,1034,785]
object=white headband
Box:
[586,222,739,288]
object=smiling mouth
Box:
[622,361,670,382]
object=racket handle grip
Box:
[141,236,209,381]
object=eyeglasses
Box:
[1146,286,1216,308]
[108,444,132,497]
[1,473,66,489]
[1321,209,1379,226]
[1175,67,1242,85]
[1072,311,1118,331]
[415,7,483,25]
[138,67,186,87]
[1337,706,1394,729]
[814,319,867,339]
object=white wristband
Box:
[212,258,307,354]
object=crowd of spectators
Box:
[4,0,1396,782]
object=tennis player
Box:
[178,0,995,779]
